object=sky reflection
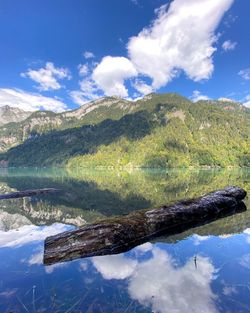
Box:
[0,168,249,312]
[92,244,218,313]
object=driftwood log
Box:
[0,188,60,200]
[44,186,247,265]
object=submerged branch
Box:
[0,188,60,200]
[44,186,247,265]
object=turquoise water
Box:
[0,168,249,312]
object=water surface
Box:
[0,168,249,312]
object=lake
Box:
[0,168,249,313]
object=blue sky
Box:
[0,0,249,112]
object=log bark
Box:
[44,186,247,265]
[0,188,60,200]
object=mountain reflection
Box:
[0,167,249,228]
[0,168,249,313]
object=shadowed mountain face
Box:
[0,93,249,167]
[1,110,158,166]
[0,96,133,152]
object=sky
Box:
[0,0,249,112]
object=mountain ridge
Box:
[0,93,249,168]
[0,93,171,152]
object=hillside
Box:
[0,105,32,126]
[0,97,131,152]
[0,93,250,168]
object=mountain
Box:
[0,105,32,126]
[0,93,193,153]
[0,96,131,152]
[0,93,249,168]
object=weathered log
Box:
[44,186,247,265]
[0,188,60,200]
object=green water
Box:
[0,168,249,312]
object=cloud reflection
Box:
[92,245,218,313]
[0,223,71,247]
[92,254,137,280]
[243,228,250,244]
[25,246,69,273]
[192,234,210,245]
[239,254,250,270]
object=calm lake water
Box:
[0,168,249,313]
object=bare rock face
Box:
[0,211,32,231]
[0,105,32,126]
[63,96,131,119]
[44,186,247,265]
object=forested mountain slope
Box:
[0,93,249,168]
[0,96,130,152]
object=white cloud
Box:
[70,91,88,106]
[92,254,137,280]
[129,249,217,313]
[92,56,137,97]
[243,228,250,243]
[71,61,102,105]
[21,62,71,91]
[0,88,68,112]
[79,261,88,271]
[45,262,69,274]
[0,223,70,248]
[83,51,95,59]
[192,234,211,245]
[132,79,153,95]
[70,89,99,106]
[78,63,89,76]
[135,242,153,253]
[191,90,210,102]
[128,0,234,89]
[222,40,237,51]
[239,254,250,269]
[79,76,98,95]
[25,246,68,273]
[243,102,250,109]
[239,68,250,80]
[218,97,236,102]
[242,95,250,108]
[92,247,218,313]
[28,248,43,265]
[89,0,233,98]
[70,74,101,106]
